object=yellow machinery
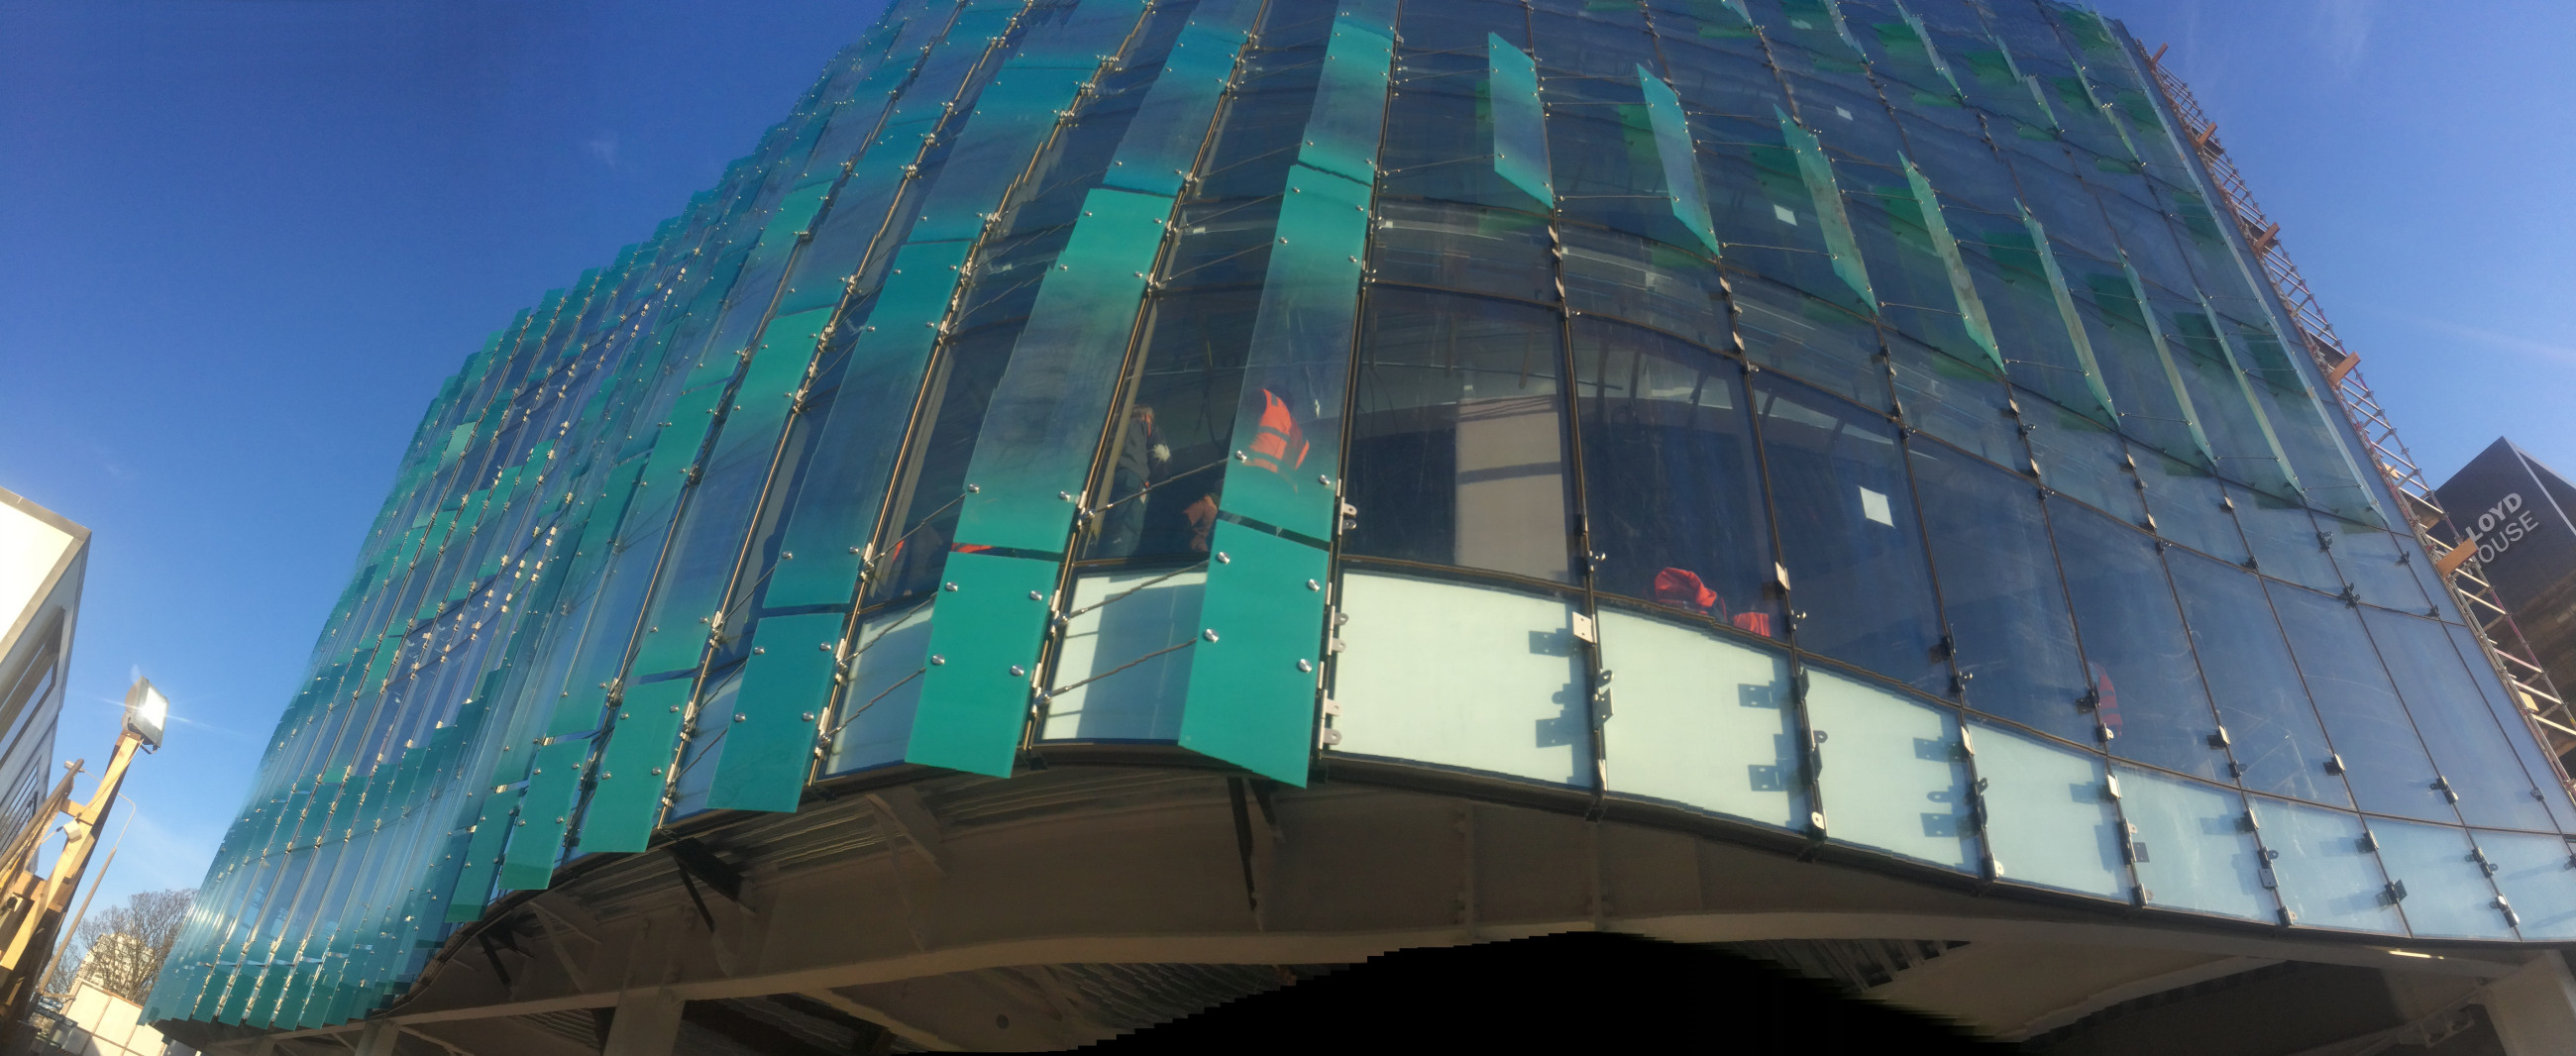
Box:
[0,679,162,1038]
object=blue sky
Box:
[1,0,2569,923]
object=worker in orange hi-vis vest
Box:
[1187,389,1308,553]
[1245,388,1308,475]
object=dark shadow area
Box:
[1087,931,2002,1052]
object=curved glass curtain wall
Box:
[149,0,2576,1033]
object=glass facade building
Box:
[150,0,2576,1040]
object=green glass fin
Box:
[573,678,698,852]
[1207,164,1371,541]
[705,613,846,811]
[1490,36,1552,208]
[1778,108,1875,309]
[1300,18,1396,186]
[1902,156,2001,370]
[2020,202,2119,424]
[944,187,1172,555]
[1176,521,1330,784]
[904,551,1061,776]
[1638,65,1718,255]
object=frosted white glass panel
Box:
[824,606,930,774]
[2249,795,2403,933]
[2482,829,2576,940]
[1974,723,2125,898]
[1598,608,1804,830]
[2372,819,2514,940]
[1805,669,1978,872]
[2118,766,2273,920]
[1041,569,1204,742]
[1331,571,1589,787]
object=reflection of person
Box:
[1245,389,1308,475]
[872,516,953,602]
[1098,406,1169,557]
[2087,661,2122,735]
[1652,567,1773,638]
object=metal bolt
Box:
[944,581,959,591]
[1203,628,1220,642]
[1028,590,1042,600]
[734,713,748,722]
[1297,659,1313,672]
[1307,580,1321,590]
[1010,665,1026,677]
[931,654,946,665]
[802,712,815,722]
[1217,551,1231,564]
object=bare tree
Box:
[45,889,194,1003]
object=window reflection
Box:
[1912,441,2091,742]
[2268,582,2453,823]
[1753,375,1946,691]
[2164,551,2348,804]
[1572,319,1776,634]
[1084,291,1259,564]
[2364,606,2554,832]
[2052,503,2229,782]
[1344,288,1574,581]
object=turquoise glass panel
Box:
[1489,36,1552,207]
[1102,7,1257,197]
[1599,607,1805,831]
[1777,107,1873,309]
[1804,669,1977,872]
[2248,795,2404,933]
[764,239,980,608]
[574,678,697,852]
[948,186,1170,554]
[724,306,832,441]
[910,65,1110,241]
[1176,521,1330,783]
[706,612,847,811]
[1209,164,1370,541]
[1974,722,2125,898]
[635,383,727,508]
[905,550,1061,776]
[1638,65,1717,254]
[1299,18,1396,186]
[496,736,591,890]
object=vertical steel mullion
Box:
[1514,0,1612,808]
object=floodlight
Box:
[124,679,167,749]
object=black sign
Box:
[2436,438,2576,613]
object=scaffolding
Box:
[2145,52,2576,783]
